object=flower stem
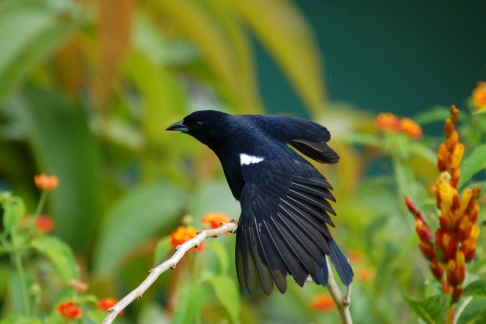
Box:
[34,190,48,219]
[11,229,31,317]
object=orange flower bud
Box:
[470,225,480,240]
[439,181,454,214]
[440,233,457,261]
[457,217,470,242]
[446,131,459,151]
[459,189,473,217]
[444,119,455,137]
[450,105,460,124]
[34,174,59,191]
[437,144,449,172]
[447,251,466,286]
[419,241,436,261]
[452,144,464,168]
[439,216,452,232]
[400,118,422,139]
[431,259,443,280]
[472,185,482,199]
[415,219,433,243]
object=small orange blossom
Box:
[56,301,82,320]
[400,118,423,139]
[310,293,335,312]
[201,212,231,229]
[34,173,59,190]
[170,226,204,251]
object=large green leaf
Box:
[402,294,449,324]
[459,144,486,188]
[231,0,327,115]
[1,196,25,236]
[173,283,207,324]
[207,275,241,324]
[457,298,486,324]
[93,182,185,276]
[31,236,80,283]
[464,280,486,297]
[1,89,101,251]
[0,0,78,102]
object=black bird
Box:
[166,110,353,295]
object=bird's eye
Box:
[195,121,203,129]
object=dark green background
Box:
[257,0,486,118]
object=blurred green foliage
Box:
[0,0,485,323]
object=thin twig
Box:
[326,256,353,324]
[102,220,238,324]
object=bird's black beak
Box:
[165,120,188,133]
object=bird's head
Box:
[165,110,230,147]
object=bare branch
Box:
[102,220,238,324]
[326,256,353,324]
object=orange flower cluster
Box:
[56,301,82,320]
[34,174,59,190]
[375,113,422,139]
[36,215,55,233]
[170,226,204,251]
[98,298,123,314]
[201,212,231,229]
[405,105,481,302]
[472,81,486,110]
[310,292,335,312]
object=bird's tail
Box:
[311,241,353,287]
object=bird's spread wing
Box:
[236,159,353,295]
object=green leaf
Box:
[0,0,78,101]
[339,133,382,147]
[459,144,486,188]
[85,309,108,324]
[2,196,25,236]
[413,105,451,125]
[231,0,326,115]
[464,280,486,297]
[0,315,42,324]
[173,283,207,324]
[205,241,230,275]
[31,236,80,283]
[207,275,241,324]
[402,294,450,324]
[93,182,185,276]
[153,236,172,266]
[408,142,437,165]
[2,89,101,251]
[457,297,486,324]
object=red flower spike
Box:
[457,217,470,242]
[437,144,448,172]
[452,144,465,168]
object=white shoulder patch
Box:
[240,153,264,165]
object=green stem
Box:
[11,230,31,317]
[34,190,48,218]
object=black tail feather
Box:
[329,240,354,286]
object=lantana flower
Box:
[56,301,82,320]
[34,173,59,190]
[170,226,204,251]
